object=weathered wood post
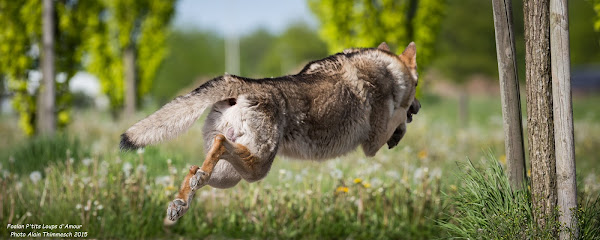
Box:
[550,0,578,238]
[491,0,527,190]
[524,0,557,234]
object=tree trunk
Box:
[492,0,527,190]
[38,0,56,135]
[124,45,136,118]
[550,0,578,238]
[524,0,557,234]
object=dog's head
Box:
[377,42,421,148]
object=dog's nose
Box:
[407,98,420,123]
[410,98,420,114]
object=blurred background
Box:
[0,0,599,239]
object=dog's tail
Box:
[120,75,243,150]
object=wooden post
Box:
[550,0,578,238]
[38,0,56,135]
[491,0,527,190]
[524,0,557,234]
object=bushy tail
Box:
[120,76,239,150]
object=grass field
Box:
[1,94,599,239]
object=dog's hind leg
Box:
[166,133,276,222]
[166,135,230,222]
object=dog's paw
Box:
[190,169,208,190]
[167,198,189,222]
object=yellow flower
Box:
[450,185,457,191]
[499,155,506,165]
[353,178,362,184]
[362,183,371,188]
[336,186,349,193]
[166,185,176,191]
[527,169,531,177]
[418,149,428,159]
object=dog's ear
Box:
[377,42,391,51]
[400,42,418,81]
[400,42,416,67]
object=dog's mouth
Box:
[387,98,421,149]
[406,98,421,123]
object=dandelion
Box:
[2,170,8,179]
[84,205,90,211]
[353,178,362,184]
[81,177,91,185]
[414,167,424,181]
[330,168,343,179]
[29,171,42,184]
[136,148,145,155]
[450,185,458,191]
[9,156,15,163]
[97,205,103,210]
[370,177,383,187]
[76,204,82,210]
[167,159,172,165]
[99,161,109,177]
[68,158,75,164]
[155,176,171,187]
[82,158,92,166]
[418,149,428,159]
[136,164,147,174]
[122,162,133,177]
[169,166,177,175]
[499,155,507,165]
[431,168,442,179]
[386,170,400,180]
[527,169,531,177]
[362,183,371,188]
[335,186,349,193]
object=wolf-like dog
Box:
[120,42,421,222]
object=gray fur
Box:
[121,42,420,188]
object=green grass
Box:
[441,155,600,239]
[0,94,599,239]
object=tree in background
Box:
[308,0,445,71]
[0,0,98,136]
[86,0,175,117]
[258,22,328,76]
[152,29,226,104]
[592,0,600,47]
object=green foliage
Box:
[580,0,600,65]
[308,0,445,69]
[152,29,225,103]
[85,0,175,112]
[0,0,97,135]
[258,22,328,76]
[432,0,501,84]
[594,0,600,32]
